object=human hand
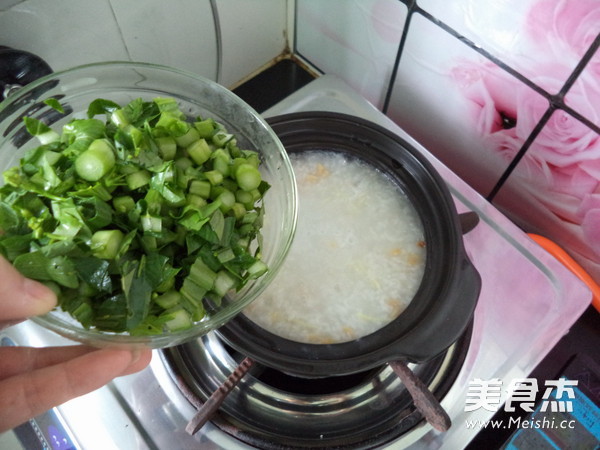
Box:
[0,256,153,432]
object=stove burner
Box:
[254,359,379,395]
[162,322,472,449]
[0,46,52,101]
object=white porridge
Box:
[243,151,426,344]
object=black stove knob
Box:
[0,46,53,101]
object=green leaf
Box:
[185,233,204,255]
[43,98,65,114]
[123,98,160,127]
[209,209,225,242]
[197,221,219,244]
[94,294,127,332]
[61,119,106,156]
[144,252,174,290]
[221,216,236,246]
[76,197,113,230]
[68,183,113,202]
[87,98,122,118]
[49,197,88,239]
[149,163,185,204]
[40,154,62,189]
[40,240,78,258]
[116,229,137,259]
[47,256,79,288]
[0,234,32,261]
[66,297,94,329]
[13,251,52,280]
[23,116,52,136]
[121,258,153,329]
[0,202,20,232]
[179,209,210,232]
[74,257,113,293]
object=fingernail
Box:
[130,348,142,364]
[24,279,57,311]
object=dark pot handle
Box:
[389,359,451,432]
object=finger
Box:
[119,347,153,375]
[0,347,152,432]
[0,346,97,381]
[0,256,57,321]
[0,346,153,381]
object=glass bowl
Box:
[0,61,297,348]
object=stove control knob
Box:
[0,46,53,101]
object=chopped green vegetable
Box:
[90,229,124,259]
[235,163,262,191]
[0,97,270,335]
[75,139,116,181]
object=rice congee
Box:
[243,151,426,344]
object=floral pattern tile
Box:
[382,0,600,278]
[566,55,600,131]
[417,0,591,94]
[386,13,550,196]
[492,113,600,279]
[295,0,407,109]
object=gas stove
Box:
[0,75,592,450]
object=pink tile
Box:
[386,14,548,196]
[565,46,600,129]
[492,112,600,280]
[417,0,595,94]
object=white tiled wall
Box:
[295,0,407,109]
[0,0,288,88]
[385,13,518,196]
[0,0,24,11]
[216,0,289,87]
[109,0,217,79]
[294,0,600,281]
[0,1,130,70]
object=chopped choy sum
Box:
[0,97,270,335]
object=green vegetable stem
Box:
[0,97,270,335]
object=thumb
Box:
[0,256,57,321]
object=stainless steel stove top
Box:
[0,75,592,450]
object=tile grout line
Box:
[384,2,600,201]
[382,0,417,114]
[487,33,600,201]
[209,0,223,84]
